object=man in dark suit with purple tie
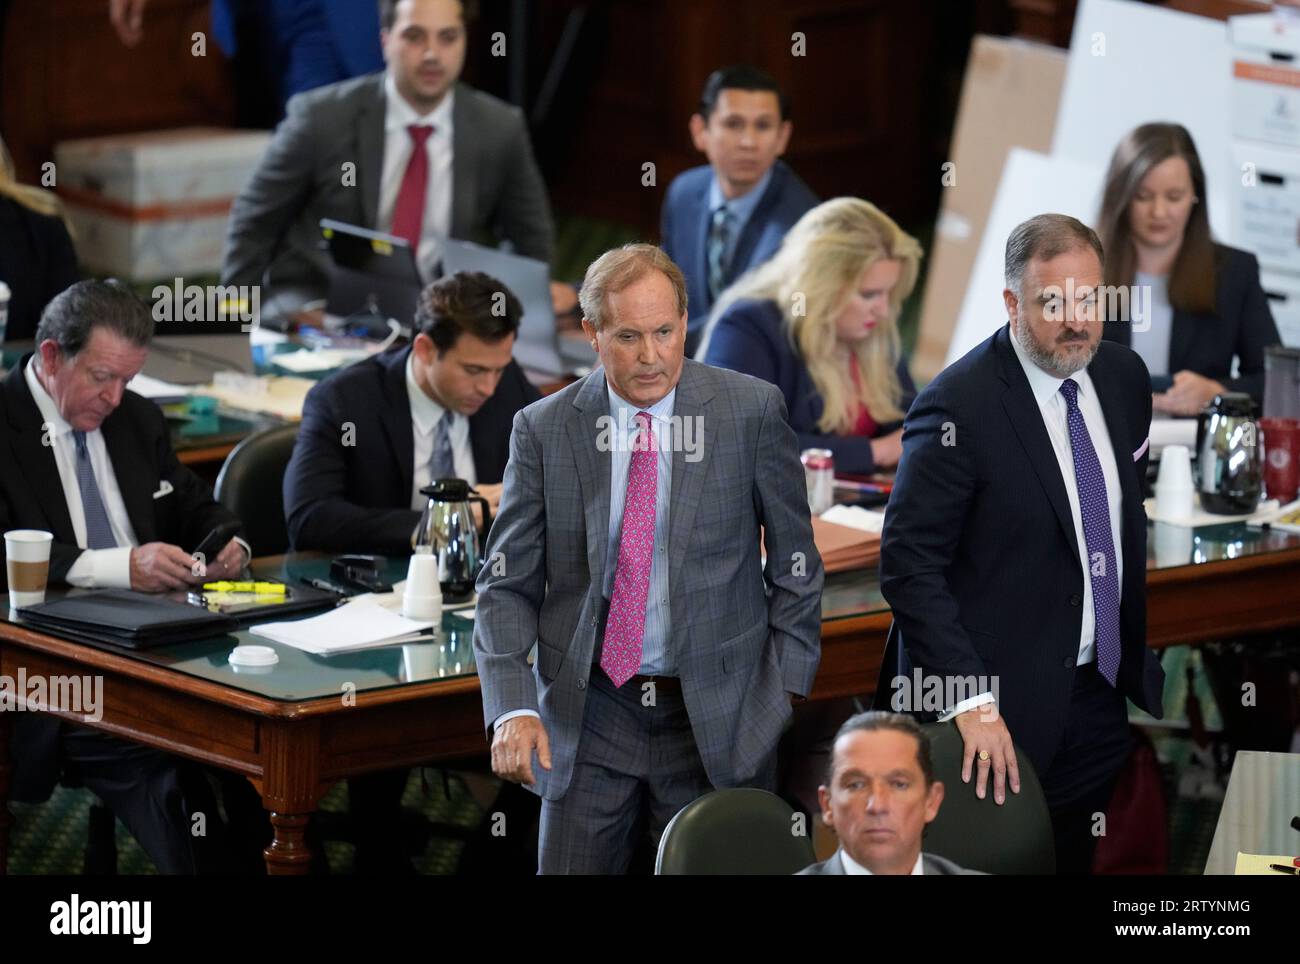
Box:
[879,214,1166,874]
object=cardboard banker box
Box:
[54,127,271,282]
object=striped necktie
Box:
[707,205,732,301]
[429,410,455,481]
[72,430,117,550]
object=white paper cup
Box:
[5,529,53,609]
[1154,445,1195,520]
[402,553,443,621]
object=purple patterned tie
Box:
[1059,379,1121,686]
[601,412,657,687]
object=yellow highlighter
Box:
[202,581,286,595]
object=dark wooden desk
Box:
[2,521,1298,874]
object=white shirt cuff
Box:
[937,691,996,723]
[233,536,252,567]
[64,547,134,589]
[494,709,540,731]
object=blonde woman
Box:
[698,197,921,472]
[0,136,79,341]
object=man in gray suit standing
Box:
[474,243,823,873]
[798,712,982,875]
[222,0,554,300]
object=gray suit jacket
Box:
[221,72,555,293]
[473,359,824,801]
[797,849,984,875]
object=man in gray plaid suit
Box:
[474,243,823,873]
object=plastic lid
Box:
[229,644,279,667]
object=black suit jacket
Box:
[878,326,1165,780]
[0,356,239,587]
[1101,244,1280,405]
[283,345,540,554]
[0,356,239,803]
[0,197,80,342]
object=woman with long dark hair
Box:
[1097,123,1279,414]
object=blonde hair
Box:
[698,197,921,432]
[0,135,70,223]
[580,243,688,330]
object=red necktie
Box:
[391,124,434,248]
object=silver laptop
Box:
[439,238,596,376]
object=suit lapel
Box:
[665,362,714,606]
[100,411,156,542]
[450,85,475,240]
[727,163,784,282]
[357,77,385,230]
[567,372,612,586]
[995,329,1081,564]
[4,362,76,543]
[381,349,416,500]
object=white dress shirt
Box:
[406,352,476,510]
[840,849,924,875]
[24,359,137,587]
[941,327,1125,721]
[378,74,454,281]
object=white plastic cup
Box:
[5,529,53,609]
[402,553,443,622]
[1154,444,1195,520]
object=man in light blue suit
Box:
[474,244,823,874]
[660,65,819,355]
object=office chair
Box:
[214,424,299,557]
[655,788,816,875]
[920,720,1056,874]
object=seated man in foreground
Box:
[799,712,981,875]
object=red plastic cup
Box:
[1260,417,1300,504]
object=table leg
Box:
[0,710,11,875]
[264,811,313,875]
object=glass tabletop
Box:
[5,517,1298,704]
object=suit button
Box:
[1063,656,1075,668]
[1069,594,1082,606]
[577,677,587,690]
[591,616,597,626]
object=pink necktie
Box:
[391,125,433,248]
[601,412,657,687]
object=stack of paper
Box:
[198,374,314,421]
[128,372,193,402]
[811,517,881,573]
[250,601,433,655]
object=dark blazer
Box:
[0,356,240,586]
[878,325,1165,781]
[221,73,555,294]
[0,197,80,342]
[0,356,240,803]
[661,160,818,352]
[283,345,540,554]
[1102,244,1280,405]
[701,297,917,474]
[797,849,983,875]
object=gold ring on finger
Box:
[978,750,990,762]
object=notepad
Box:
[250,600,434,654]
[1233,852,1299,875]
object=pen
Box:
[1269,863,1298,875]
[300,576,349,596]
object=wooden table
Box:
[3,522,1299,874]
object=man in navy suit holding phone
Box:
[879,215,1165,874]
